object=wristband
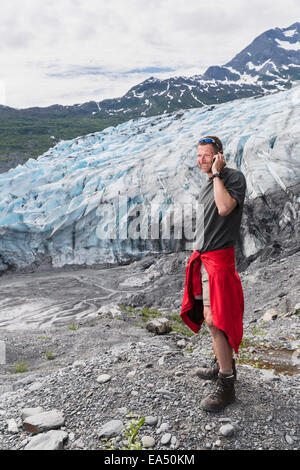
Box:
[212,173,222,179]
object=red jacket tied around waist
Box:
[180,246,244,354]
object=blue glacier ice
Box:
[0,85,300,271]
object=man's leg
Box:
[203,306,233,373]
[200,263,233,372]
[200,305,236,411]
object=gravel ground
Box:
[0,249,299,450]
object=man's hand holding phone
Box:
[211,151,226,174]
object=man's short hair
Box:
[198,136,223,154]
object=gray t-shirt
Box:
[195,167,247,253]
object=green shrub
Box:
[45,350,55,360]
[121,414,145,450]
[13,361,28,373]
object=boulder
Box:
[24,430,68,450]
[23,410,65,434]
[21,407,45,421]
[141,436,156,448]
[7,418,18,433]
[98,303,123,318]
[96,374,111,384]
[98,420,123,438]
[219,424,235,437]
[146,318,171,335]
[260,308,278,322]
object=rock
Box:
[21,407,45,420]
[98,303,123,318]
[175,371,184,377]
[7,418,18,433]
[161,433,172,445]
[12,376,36,391]
[24,430,68,450]
[261,308,278,322]
[156,389,177,399]
[96,374,111,384]
[23,410,65,434]
[294,302,300,314]
[145,362,153,368]
[141,436,156,448]
[146,318,171,335]
[126,370,136,379]
[219,424,235,437]
[98,420,123,438]
[259,369,280,381]
[157,423,169,434]
[72,360,86,368]
[278,292,287,298]
[28,382,43,392]
[205,423,214,431]
[177,339,186,348]
[280,311,293,318]
[218,418,232,423]
[158,356,165,366]
[73,438,85,449]
[285,434,294,445]
[145,416,158,426]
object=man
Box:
[181,135,246,412]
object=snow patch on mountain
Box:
[275,39,300,51]
[283,28,297,38]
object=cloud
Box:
[46,66,106,78]
[0,0,300,107]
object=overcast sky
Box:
[1,0,299,109]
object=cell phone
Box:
[213,151,223,163]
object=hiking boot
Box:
[200,372,235,412]
[194,356,219,380]
[194,357,237,381]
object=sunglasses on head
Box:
[198,137,221,150]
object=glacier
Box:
[0,85,300,273]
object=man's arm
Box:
[211,152,237,216]
[213,178,237,216]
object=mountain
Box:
[91,22,300,116]
[206,22,300,86]
[1,84,299,274]
[0,22,299,171]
